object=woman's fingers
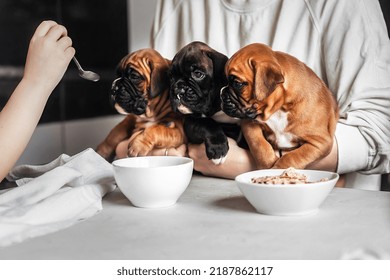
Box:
[46,24,68,42]
[32,20,58,38]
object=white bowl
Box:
[235,169,339,216]
[112,156,193,208]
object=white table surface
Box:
[1,174,389,260]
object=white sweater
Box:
[151,0,390,178]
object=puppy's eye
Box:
[233,80,244,88]
[130,72,141,81]
[191,70,205,80]
[229,76,245,90]
[126,68,143,82]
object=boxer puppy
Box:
[170,41,242,164]
[221,43,339,169]
[96,49,185,161]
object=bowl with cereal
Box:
[235,167,339,216]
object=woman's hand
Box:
[23,20,75,93]
[0,21,74,182]
[187,137,256,179]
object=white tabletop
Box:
[1,174,389,260]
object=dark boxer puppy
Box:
[170,41,242,164]
[96,49,185,161]
[221,43,339,169]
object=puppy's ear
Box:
[149,60,170,98]
[206,51,229,82]
[253,61,284,99]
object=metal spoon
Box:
[72,56,100,82]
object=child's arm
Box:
[0,20,75,181]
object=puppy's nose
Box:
[220,85,228,95]
[110,77,122,106]
[220,88,233,106]
[174,86,186,100]
[111,77,121,91]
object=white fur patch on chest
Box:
[263,110,296,149]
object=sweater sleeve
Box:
[311,0,390,174]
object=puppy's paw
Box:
[205,136,229,164]
[211,156,227,165]
[127,137,153,157]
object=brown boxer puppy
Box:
[221,43,339,169]
[96,49,185,161]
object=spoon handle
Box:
[72,56,84,72]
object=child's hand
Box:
[23,20,75,93]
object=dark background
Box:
[0,0,128,122]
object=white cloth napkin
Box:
[0,148,115,247]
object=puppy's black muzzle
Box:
[220,86,246,118]
[220,87,257,119]
[111,77,147,115]
[170,78,202,113]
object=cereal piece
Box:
[251,167,327,185]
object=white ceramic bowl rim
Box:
[235,169,339,188]
[112,156,193,169]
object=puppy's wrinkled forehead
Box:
[226,58,252,83]
[226,44,277,83]
[118,49,165,76]
[172,42,214,75]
